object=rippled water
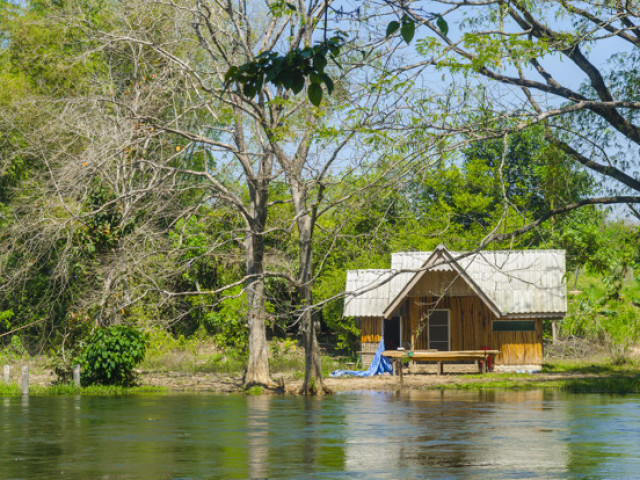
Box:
[1,390,639,479]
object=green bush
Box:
[78,325,147,386]
[202,287,248,350]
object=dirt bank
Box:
[135,369,622,394]
[3,356,638,395]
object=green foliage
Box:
[386,21,400,38]
[202,287,248,350]
[167,214,246,340]
[269,338,298,358]
[8,335,27,356]
[400,16,416,44]
[460,127,592,225]
[76,183,136,254]
[386,14,447,43]
[0,310,14,332]
[314,267,359,353]
[599,305,640,365]
[0,334,27,363]
[78,325,147,386]
[225,34,343,105]
[564,253,640,365]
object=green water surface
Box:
[1,390,639,479]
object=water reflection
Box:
[0,391,638,479]
[247,395,269,479]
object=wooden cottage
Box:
[343,246,566,369]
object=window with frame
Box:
[428,310,450,351]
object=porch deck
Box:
[383,349,501,376]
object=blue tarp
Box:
[330,338,393,377]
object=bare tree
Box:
[70,0,430,392]
[388,0,640,230]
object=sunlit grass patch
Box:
[561,376,640,394]
[0,383,167,396]
[428,371,640,394]
[195,353,247,374]
[543,359,640,374]
[435,379,563,391]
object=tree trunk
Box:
[551,319,559,345]
[294,206,329,395]
[245,267,270,387]
[243,186,271,388]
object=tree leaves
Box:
[224,33,345,106]
[400,17,415,44]
[78,326,147,386]
[386,13,449,44]
[308,83,323,106]
[386,21,400,38]
[436,15,449,36]
[386,16,415,44]
[227,11,449,105]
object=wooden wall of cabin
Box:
[407,296,543,365]
[360,316,382,368]
[493,322,543,365]
[360,316,381,343]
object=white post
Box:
[552,319,559,344]
[73,365,81,387]
[21,366,29,396]
[2,365,9,384]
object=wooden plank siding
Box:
[493,323,543,365]
[360,316,382,343]
[359,294,543,366]
[410,270,474,297]
[406,296,542,365]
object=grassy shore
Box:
[0,383,167,396]
[425,359,640,394]
[430,374,640,394]
[2,337,640,396]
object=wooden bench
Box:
[383,350,501,377]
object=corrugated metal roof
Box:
[343,247,567,318]
[343,269,392,317]
[455,250,566,316]
[389,252,433,302]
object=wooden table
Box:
[383,350,501,377]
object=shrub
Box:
[202,287,248,350]
[78,325,147,386]
[600,306,640,365]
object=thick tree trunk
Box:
[294,207,329,395]
[245,266,270,387]
[243,186,271,388]
[299,286,326,395]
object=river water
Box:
[1,390,639,479]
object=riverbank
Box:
[2,357,640,395]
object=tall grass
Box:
[196,353,247,374]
